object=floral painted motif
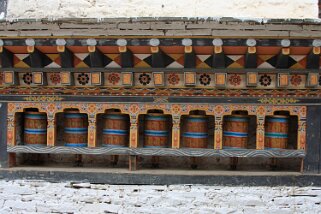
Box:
[108,73,120,85]
[23,73,33,85]
[139,73,151,85]
[168,73,180,85]
[228,74,241,86]
[199,73,211,86]
[259,74,272,87]
[77,73,89,85]
[49,73,61,85]
[290,74,302,86]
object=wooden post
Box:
[129,114,138,170]
[256,116,265,150]
[129,155,137,171]
[88,115,96,148]
[129,115,138,148]
[297,117,307,150]
[47,114,56,147]
[304,106,321,173]
[172,115,181,149]
[0,103,9,168]
[214,116,223,149]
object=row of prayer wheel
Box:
[223,115,289,149]
[23,111,289,149]
[23,110,129,147]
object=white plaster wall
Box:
[0,180,321,213]
[6,0,319,19]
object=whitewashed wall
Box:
[6,0,319,19]
[0,180,320,213]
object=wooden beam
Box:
[27,47,46,68]
[119,46,133,68]
[306,47,320,69]
[58,46,74,68]
[213,46,225,68]
[245,47,257,68]
[88,46,106,68]
[184,46,196,68]
[151,46,165,68]
[0,47,13,68]
[276,48,290,69]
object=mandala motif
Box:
[77,73,89,85]
[199,73,211,86]
[259,74,272,87]
[139,73,151,85]
[168,73,180,85]
[108,73,120,85]
[23,73,33,85]
[49,73,61,85]
[290,75,302,86]
[228,74,241,86]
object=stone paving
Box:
[0,180,321,213]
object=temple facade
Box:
[0,0,320,174]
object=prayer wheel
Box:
[183,115,208,148]
[265,115,289,149]
[102,112,129,147]
[64,110,88,147]
[24,112,47,146]
[144,113,169,148]
[223,115,249,149]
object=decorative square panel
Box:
[307,73,319,87]
[136,73,153,87]
[153,72,164,86]
[166,73,184,87]
[74,73,91,86]
[105,72,121,86]
[122,72,133,86]
[246,72,257,87]
[227,74,245,88]
[215,73,227,87]
[4,71,15,85]
[32,72,43,85]
[91,72,102,85]
[184,72,196,86]
[60,72,72,85]
[277,73,289,87]
[197,73,215,87]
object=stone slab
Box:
[0,167,321,186]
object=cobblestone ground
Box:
[0,180,320,213]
